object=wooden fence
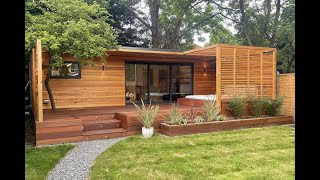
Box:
[277,73,295,120]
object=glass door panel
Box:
[125,64,148,103]
[171,65,192,101]
[149,64,170,103]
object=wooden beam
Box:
[109,48,183,55]
[272,49,277,99]
[36,39,43,122]
[216,44,276,51]
[260,51,263,98]
[183,44,218,54]
[233,48,236,96]
[216,46,221,109]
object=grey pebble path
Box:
[46,137,125,180]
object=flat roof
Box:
[119,46,183,52]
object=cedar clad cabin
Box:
[31,40,277,145]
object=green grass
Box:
[25,144,75,180]
[90,126,295,180]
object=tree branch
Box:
[219,13,240,23]
[190,0,205,10]
[210,1,237,12]
[281,0,291,6]
[177,12,221,40]
[127,7,152,31]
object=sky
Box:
[193,33,210,47]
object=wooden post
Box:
[233,48,236,96]
[260,51,263,98]
[36,39,43,122]
[272,49,277,99]
[216,46,221,109]
[247,49,250,92]
[31,48,38,122]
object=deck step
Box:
[77,114,116,121]
[83,128,127,136]
[82,119,121,125]
[83,119,121,131]
[36,120,82,128]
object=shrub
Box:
[132,99,159,128]
[248,95,266,117]
[215,114,227,121]
[202,100,220,121]
[185,107,198,123]
[264,97,284,116]
[165,103,186,125]
[227,96,245,119]
[194,116,205,123]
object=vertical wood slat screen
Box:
[220,47,275,99]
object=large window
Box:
[125,62,193,103]
[50,61,81,79]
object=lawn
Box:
[25,144,75,180]
[90,126,294,180]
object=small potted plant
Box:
[132,99,159,138]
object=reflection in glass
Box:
[149,65,170,103]
[125,64,148,103]
[171,65,192,101]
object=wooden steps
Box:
[36,113,127,145]
[37,105,200,145]
[82,128,127,141]
[83,128,127,136]
[83,119,121,131]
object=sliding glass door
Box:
[149,64,170,103]
[125,62,193,104]
[125,64,148,104]
[171,65,193,101]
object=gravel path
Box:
[46,137,125,180]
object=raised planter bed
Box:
[160,115,293,136]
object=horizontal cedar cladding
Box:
[42,53,125,109]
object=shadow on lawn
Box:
[25,113,36,146]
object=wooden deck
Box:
[36,104,202,145]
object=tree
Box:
[208,0,282,47]
[276,0,295,73]
[127,0,223,49]
[25,0,118,111]
[208,26,238,45]
[209,0,294,72]
[85,0,150,47]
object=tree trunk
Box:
[286,54,295,73]
[239,0,253,46]
[148,0,161,48]
[269,0,281,47]
[263,0,271,38]
[45,53,56,111]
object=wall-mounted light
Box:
[43,99,49,105]
[102,65,105,71]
